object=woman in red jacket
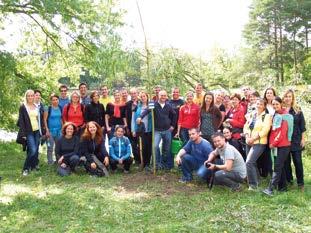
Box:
[62,91,85,136]
[263,96,291,196]
[175,91,200,144]
[224,93,246,139]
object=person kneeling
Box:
[55,122,80,176]
[80,121,109,176]
[175,128,213,183]
[204,132,246,191]
[109,125,133,173]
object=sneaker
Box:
[22,170,29,176]
[124,170,129,174]
[231,184,242,192]
[262,188,274,196]
[178,178,191,184]
[248,185,258,191]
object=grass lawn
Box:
[0,142,310,233]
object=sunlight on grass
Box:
[0,183,64,204]
[112,186,149,200]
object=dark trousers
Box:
[214,170,245,189]
[128,134,139,163]
[257,146,272,177]
[57,154,80,176]
[284,150,304,186]
[179,128,190,145]
[110,157,133,171]
[140,132,152,167]
[23,130,40,171]
[270,146,291,189]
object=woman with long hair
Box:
[43,93,62,165]
[80,121,109,176]
[200,92,222,143]
[176,91,200,144]
[224,93,246,140]
[283,89,306,191]
[55,122,80,176]
[17,89,45,176]
[62,91,85,136]
[263,97,292,196]
[244,98,272,190]
[258,87,277,178]
[105,90,127,139]
[263,87,277,115]
[132,91,152,171]
[84,91,105,128]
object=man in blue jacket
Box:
[137,90,177,170]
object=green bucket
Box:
[171,138,183,155]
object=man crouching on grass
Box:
[203,132,246,191]
[175,128,213,183]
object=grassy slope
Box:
[0,142,310,233]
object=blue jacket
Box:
[109,136,132,161]
[132,103,152,133]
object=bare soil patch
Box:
[119,171,206,197]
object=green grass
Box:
[0,142,310,233]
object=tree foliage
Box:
[243,0,311,84]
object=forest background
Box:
[0,0,310,135]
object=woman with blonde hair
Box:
[62,91,85,136]
[17,89,45,176]
[283,89,306,191]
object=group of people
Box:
[16,83,306,196]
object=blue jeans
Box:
[180,128,190,145]
[180,154,212,181]
[246,144,266,187]
[197,159,222,181]
[47,135,59,164]
[23,130,40,171]
[154,129,173,169]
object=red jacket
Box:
[178,103,200,129]
[228,104,246,139]
[269,116,291,148]
[62,103,85,127]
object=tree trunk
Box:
[273,8,279,82]
[305,25,309,51]
[279,25,284,83]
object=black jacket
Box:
[141,101,177,131]
[55,136,80,161]
[84,102,105,127]
[17,104,45,137]
[80,137,108,163]
[289,107,306,151]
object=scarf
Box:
[113,102,124,118]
